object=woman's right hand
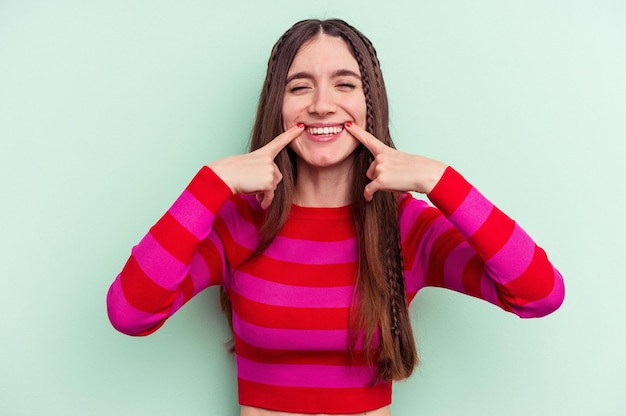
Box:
[208,123,304,209]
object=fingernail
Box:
[345,121,352,128]
[297,123,305,128]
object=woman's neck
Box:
[293,162,354,207]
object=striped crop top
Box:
[107,166,564,414]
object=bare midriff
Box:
[240,405,392,416]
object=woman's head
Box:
[249,18,398,235]
[282,33,366,169]
[251,19,392,152]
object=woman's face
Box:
[282,34,367,169]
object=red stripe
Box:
[120,256,176,313]
[196,238,224,286]
[234,334,371,366]
[281,214,355,242]
[212,216,254,268]
[461,253,485,299]
[231,291,350,330]
[150,212,199,264]
[229,195,265,226]
[185,166,233,213]
[503,246,555,304]
[426,228,465,288]
[427,167,472,217]
[238,379,391,414]
[468,206,515,260]
[239,255,357,287]
[180,274,194,303]
[401,207,442,272]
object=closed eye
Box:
[337,83,356,89]
[290,86,308,92]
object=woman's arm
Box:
[107,125,305,335]
[106,167,233,335]
[345,122,564,317]
[401,168,564,317]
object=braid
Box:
[386,217,405,338]
[264,31,289,97]
[345,33,379,137]
[354,49,376,135]
[377,193,415,382]
[363,40,384,136]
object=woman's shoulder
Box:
[218,193,266,227]
[397,193,436,214]
[397,193,445,235]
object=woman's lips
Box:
[306,125,344,135]
[302,124,345,142]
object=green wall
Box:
[1,0,625,415]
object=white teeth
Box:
[307,126,343,135]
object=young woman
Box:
[107,19,565,416]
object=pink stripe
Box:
[169,292,186,315]
[189,251,211,293]
[485,224,535,284]
[132,233,185,290]
[443,243,476,292]
[107,277,168,335]
[236,356,375,388]
[404,267,426,295]
[218,200,259,251]
[230,272,354,308]
[188,233,225,292]
[264,236,358,264]
[404,216,453,293]
[479,272,500,305]
[511,266,565,318]
[448,187,492,236]
[233,312,349,350]
[168,190,215,240]
[398,200,429,240]
[242,194,264,211]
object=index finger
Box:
[263,123,305,157]
[344,122,387,155]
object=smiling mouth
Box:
[306,125,344,136]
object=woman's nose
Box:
[308,88,336,116]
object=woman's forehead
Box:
[287,34,359,75]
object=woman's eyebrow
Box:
[285,69,361,84]
[332,69,361,79]
[285,71,312,84]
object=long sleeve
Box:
[401,167,564,318]
[107,166,234,335]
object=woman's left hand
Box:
[344,122,448,201]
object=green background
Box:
[1,0,625,415]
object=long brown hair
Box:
[222,18,417,382]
